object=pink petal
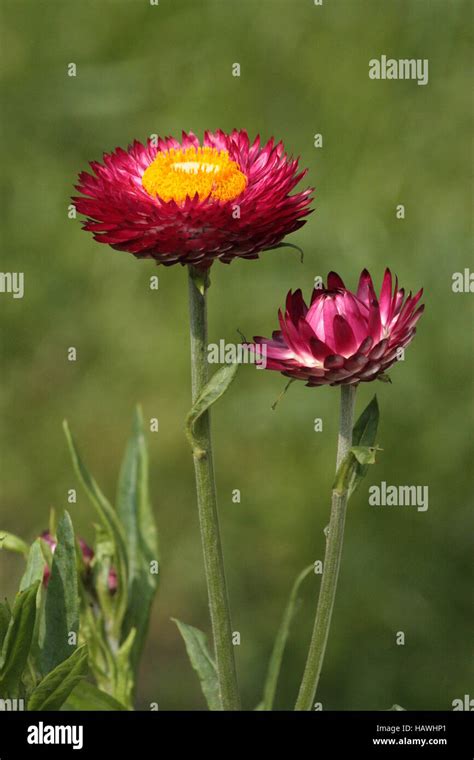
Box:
[379,268,393,324]
[333,315,358,356]
[327,271,345,290]
[357,269,377,307]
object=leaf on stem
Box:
[0,603,11,652]
[185,363,239,458]
[28,644,88,711]
[0,582,39,698]
[112,627,137,709]
[0,531,29,558]
[117,407,159,678]
[333,395,380,498]
[62,679,128,711]
[63,420,129,638]
[172,618,221,711]
[20,539,45,591]
[261,564,313,710]
[39,511,79,675]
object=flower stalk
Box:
[187,265,241,711]
[295,384,356,711]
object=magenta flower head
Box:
[253,269,424,386]
[73,130,313,269]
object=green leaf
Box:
[117,407,159,676]
[172,618,220,711]
[19,541,45,669]
[20,539,45,591]
[39,511,79,675]
[185,363,239,458]
[0,582,39,698]
[62,679,128,711]
[113,628,136,710]
[28,645,88,711]
[0,603,12,651]
[0,531,29,558]
[352,395,379,448]
[333,395,380,498]
[261,564,313,710]
[63,420,129,638]
[350,445,379,465]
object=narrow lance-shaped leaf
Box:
[0,603,11,652]
[63,679,128,711]
[39,511,79,675]
[0,581,39,698]
[185,363,239,457]
[349,395,380,496]
[261,564,313,711]
[28,645,88,711]
[117,406,159,676]
[63,421,129,639]
[20,539,45,591]
[19,541,45,666]
[172,619,220,711]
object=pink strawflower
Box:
[253,269,424,386]
[73,130,312,268]
[40,531,116,593]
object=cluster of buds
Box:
[40,531,117,594]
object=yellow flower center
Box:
[141,146,247,203]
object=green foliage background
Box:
[1,0,472,710]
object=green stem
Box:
[187,265,241,711]
[295,384,357,711]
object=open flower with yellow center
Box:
[73,130,313,267]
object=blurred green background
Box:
[1,0,472,710]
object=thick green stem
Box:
[295,384,357,711]
[187,265,241,711]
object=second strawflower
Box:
[253,269,424,386]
